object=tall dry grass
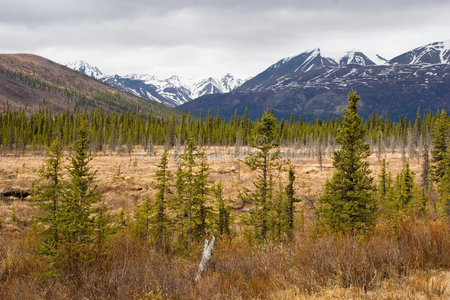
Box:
[1,217,448,299]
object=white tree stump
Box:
[194,236,215,282]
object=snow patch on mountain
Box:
[339,50,375,66]
[66,61,244,107]
[371,54,389,65]
[66,61,103,79]
[389,40,450,65]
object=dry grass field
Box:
[0,147,424,232]
[0,147,448,299]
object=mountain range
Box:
[0,54,176,116]
[180,40,450,120]
[66,61,243,107]
[1,41,449,120]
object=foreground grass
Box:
[1,150,448,298]
[1,217,448,299]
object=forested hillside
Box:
[0,54,177,116]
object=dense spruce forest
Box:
[0,106,446,159]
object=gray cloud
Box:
[1,0,449,78]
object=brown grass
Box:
[0,149,448,299]
[1,218,448,299]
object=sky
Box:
[1,0,449,79]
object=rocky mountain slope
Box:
[67,61,243,107]
[179,41,450,120]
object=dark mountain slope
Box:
[179,42,450,120]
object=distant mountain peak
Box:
[389,40,450,65]
[66,60,103,79]
[66,60,244,107]
[372,54,388,65]
[339,50,375,66]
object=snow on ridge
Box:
[66,60,103,79]
[294,48,321,72]
[341,50,359,65]
[371,54,388,65]
[442,40,450,51]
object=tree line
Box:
[1,106,447,160]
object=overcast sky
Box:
[1,0,449,79]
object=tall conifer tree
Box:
[431,110,448,183]
[32,137,63,256]
[317,91,376,233]
[59,120,102,263]
[242,111,282,241]
[152,150,172,250]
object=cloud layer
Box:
[1,0,449,78]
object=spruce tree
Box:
[214,182,231,236]
[151,149,172,250]
[94,201,113,253]
[134,196,151,241]
[431,110,448,183]
[32,137,63,256]
[421,142,430,192]
[193,148,211,240]
[59,120,102,264]
[317,91,376,233]
[285,164,299,234]
[397,161,415,211]
[430,110,449,217]
[436,149,450,217]
[242,110,281,241]
[171,137,199,250]
[378,158,388,202]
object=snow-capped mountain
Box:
[372,54,389,65]
[339,51,375,66]
[65,62,243,107]
[67,40,450,113]
[240,48,338,90]
[66,61,103,79]
[270,48,338,73]
[180,40,450,120]
[390,40,450,65]
[190,74,244,99]
[221,73,244,91]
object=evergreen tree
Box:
[171,163,187,250]
[436,149,450,217]
[397,161,415,210]
[94,201,113,253]
[285,164,299,234]
[192,148,211,240]
[431,110,449,183]
[242,111,281,241]
[59,120,103,264]
[32,138,63,256]
[317,91,376,233]
[378,158,388,202]
[421,141,430,192]
[134,197,151,241]
[214,182,231,236]
[385,161,417,217]
[171,137,200,250]
[417,188,428,218]
[151,150,172,251]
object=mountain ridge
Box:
[179,40,450,120]
[67,61,243,107]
